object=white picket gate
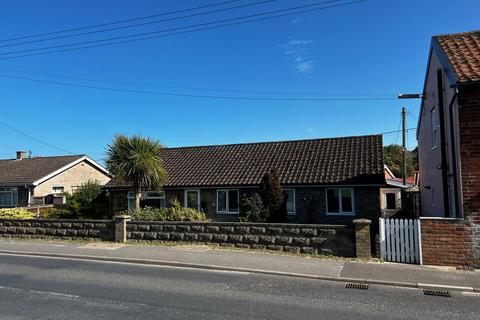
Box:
[379,218,422,264]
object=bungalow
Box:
[105,134,385,225]
[416,30,480,267]
[0,152,111,208]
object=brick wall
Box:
[127,221,355,257]
[421,218,477,267]
[0,219,114,241]
[458,86,480,268]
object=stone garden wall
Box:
[127,221,355,256]
[0,219,114,241]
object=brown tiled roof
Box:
[0,155,85,186]
[105,135,384,189]
[435,30,480,83]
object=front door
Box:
[185,190,200,211]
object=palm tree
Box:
[106,135,167,210]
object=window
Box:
[185,190,200,211]
[284,189,296,215]
[431,107,439,149]
[0,187,18,207]
[326,188,354,215]
[127,191,165,210]
[386,193,396,210]
[52,186,65,194]
[217,189,239,214]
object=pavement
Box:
[0,239,478,292]
[0,253,479,319]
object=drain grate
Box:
[423,289,451,298]
[345,283,368,290]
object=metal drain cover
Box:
[345,283,369,290]
[423,289,451,297]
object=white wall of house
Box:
[417,47,462,217]
[379,188,402,217]
[33,160,110,198]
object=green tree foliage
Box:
[106,134,167,210]
[383,144,417,178]
[239,193,268,222]
[259,168,288,222]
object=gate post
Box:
[353,219,372,258]
[114,215,131,243]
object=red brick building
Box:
[417,30,480,268]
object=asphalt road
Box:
[0,254,478,320]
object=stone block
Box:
[258,235,275,245]
[243,235,259,244]
[275,236,292,245]
[212,234,228,242]
[171,233,185,241]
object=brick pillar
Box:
[114,215,131,243]
[353,219,371,258]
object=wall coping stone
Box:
[419,217,464,221]
[129,221,348,229]
[0,219,112,223]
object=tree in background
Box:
[383,144,418,178]
[106,135,167,210]
[259,168,287,222]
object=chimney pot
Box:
[16,151,26,160]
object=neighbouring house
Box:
[380,165,417,217]
[417,30,480,267]
[0,152,111,208]
[105,134,385,226]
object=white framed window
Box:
[284,189,296,215]
[431,107,439,149]
[184,190,200,211]
[326,188,355,216]
[127,191,165,210]
[217,189,239,214]
[52,186,65,194]
[0,187,18,207]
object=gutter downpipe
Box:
[448,89,460,218]
[437,69,450,218]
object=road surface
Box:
[0,253,478,319]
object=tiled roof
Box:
[435,30,480,83]
[0,155,85,185]
[105,135,384,189]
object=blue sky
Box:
[0,0,479,162]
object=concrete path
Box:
[0,239,478,291]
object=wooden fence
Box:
[379,218,422,264]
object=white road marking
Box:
[0,285,80,299]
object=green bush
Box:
[0,208,35,219]
[65,180,109,219]
[39,208,77,219]
[126,200,207,222]
[240,193,268,222]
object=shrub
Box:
[240,193,268,222]
[259,168,288,222]
[0,208,35,219]
[39,208,77,219]
[125,200,207,222]
[65,180,109,219]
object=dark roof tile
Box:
[105,135,384,189]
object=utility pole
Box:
[402,107,407,185]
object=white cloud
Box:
[296,60,316,74]
[306,127,317,134]
[278,39,316,74]
[289,17,303,24]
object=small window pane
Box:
[341,189,352,212]
[217,191,227,212]
[52,186,64,194]
[285,190,295,213]
[327,189,339,213]
[128,198,135,211]
[228,190,239,212]
[386,193,396,210]
[186,191,199,209]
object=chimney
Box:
[16,151,26,160]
